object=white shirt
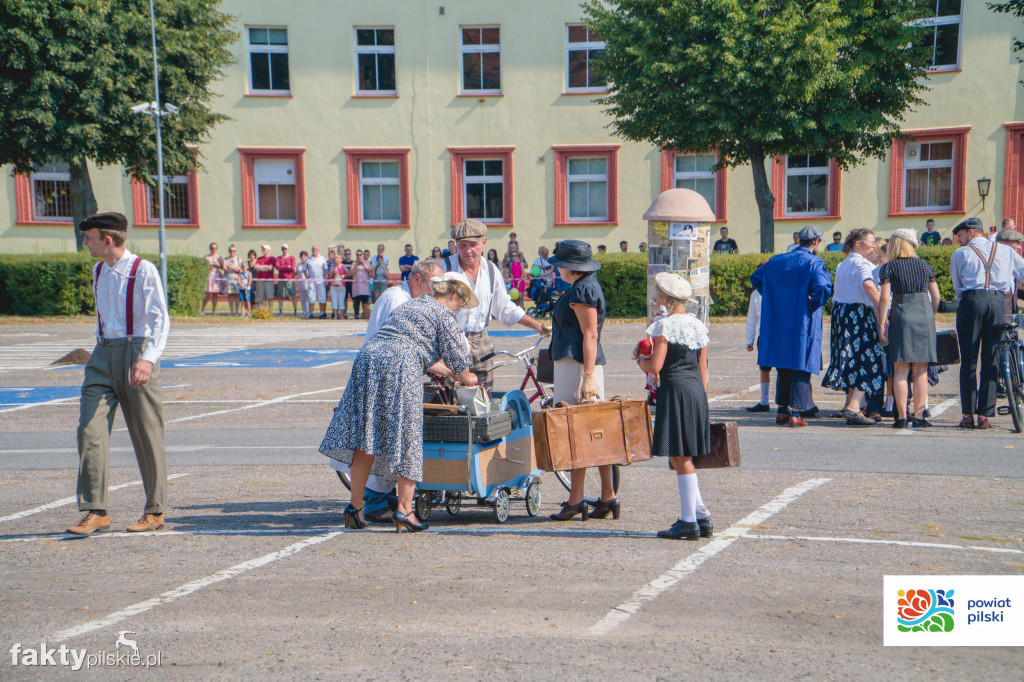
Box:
[533,256,551,272]
[375,254,390,267]
[364,282,411,342]
[832,252,876,305]
[745,289,761,347]
[951,237,1024,297]
[305,255,328,284]
[786,243,799,253]
[446,256,526,333]
[93,249,170,365]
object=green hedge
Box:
[595,252,647,317]
[0,253,206,317]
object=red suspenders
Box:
[94,257,143,338]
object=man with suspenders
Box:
[950,217,1024,429]
[66,213,171,535]
[443,219,546,388]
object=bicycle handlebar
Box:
[481,333,547,366]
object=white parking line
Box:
[741,534,1024,555]
[586,477,831,636]
[47,530,343,643]
[0,474,189,524]
[0,397,78,414]
[928,398,958,418]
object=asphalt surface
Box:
[0,316,1021,680]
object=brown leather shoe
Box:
[976,415,991,430]
[789,415,807,427]
[958,415,975,429]
[126,513,165,532]
[776,413,790,425]
[66,512,110,536]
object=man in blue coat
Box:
[750,225,834,427]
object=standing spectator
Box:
[921,219,941,246]
[821,229,884,427]
[376,243,390,268]
[712,227,739,254]
[238,261,253,316]
[533,246,553,277]
[1004,218,1018,234]
[201,242,223,315]
[275,244,297,316]
[597,244,607,254]
[351,250,372,318]
[950,217,1024,428]
[296,250,311,317]
[328,253,346,319]
[447,239,457,254]
[254,244,276,311]
[372,254,389,302]
[825,231,845,252]
[744,263,772,412]
[941,237,953,246]
[486,249,500,268]
[877,229,941,428]
[785,231,800,253]
[222,244,242,315]
[503,243,528,305]
[639,242,647,253]
[619,240,629,252]
[431,246,443,260]
[341,248,355,317]
[306,245,329,319]
[750,225,833,427]
[637,273,712,541]
[398,244,418,281]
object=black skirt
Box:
[652,342,710,458]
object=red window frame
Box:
[13,169,72,226]
[130,168,200,229]
[238,147,307,229]
[553,144,619,227]
[888,126,969,217]
[771,156,842,221]
[1003,123,1024,231]
[344,147,411,229]
[448,146,515,227]
[660,150,727,223]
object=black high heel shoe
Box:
[393,510,428,533]
[589,498,620,520]
[550,501,588,521]
[344,504,366,530]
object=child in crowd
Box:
[238,261,252,316]
[745,261,772,412]
[372,254,389,302]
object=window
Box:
[130,168,200,228]
[247,27,290,94]
[660,150,727,221]
[771,155,842,221]
[460,26,501,94]
[566,24,606,92]
[13,161,73,225]
[888,127,969,216]
[912,0,963,70]
[448,146,514,227]
[1003,123,1024,231]
[355,28,396,95]
[553,145,619,226]
[345,148,410,228]
[238,148,306,229]
[150,177,191,222]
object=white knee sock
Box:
[677,473,699,523]
[883,396,894,411]
[760,383,770,405]
[694,485,710,520]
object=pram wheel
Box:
[526,306,538,317]
[445,492,462,516]
[525,481,541,517]
[415,491,434,520]
[493,489,510,524]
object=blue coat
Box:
[750,247,833,374]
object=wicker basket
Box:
[423,411,513,443]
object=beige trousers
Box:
[551,358,606,405]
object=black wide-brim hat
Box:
[547,239,601,272]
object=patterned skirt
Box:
[821,302,885,394]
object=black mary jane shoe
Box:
[745,402,769,413]
[550,501,589,521]
[589,498,620,520]
[657,519,700,540]
[344,504,366,530]
[697,517,713,538]
[912,417,933,428]
[392,510,428,533]
[892,418,908,429]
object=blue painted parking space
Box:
[162,348,360,369]
[486,329,535,337]
[0,386,81,407]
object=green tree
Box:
[584,0,935,252]
[989,1,1024,72]
[0,0,236,248]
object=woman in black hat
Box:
[546,240,616,521]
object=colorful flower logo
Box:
[897,588,955,632]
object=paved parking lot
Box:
[1,318,1021,679]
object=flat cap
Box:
[451,218,488,242]
[891,228,919,248]
[79,212,127,232]
[997,228,1024,243]
[952,217,983,234]
[797,225,823,241]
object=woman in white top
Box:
[821,229,885,426]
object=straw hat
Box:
[430,272,480,309]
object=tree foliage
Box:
[584,0,936,252]
[0,0,236,245]
[989,1,1024,63]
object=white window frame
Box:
[253,158,297,224]
[354,27,396,95]
[147,175,190,223]
[246,26,290,94]
[460,26,501,95]
[566,156,609,222]
[673,153,717,217]
[359,160,401,224]
[30,161,72,222]
[565,24,607,93]
[910,0,963,70]
[903,140,955,212]
[463,158,504,222]
[784,155,831,217]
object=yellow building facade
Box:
[1,0,1021,257]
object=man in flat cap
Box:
[750,225,833,427]
[442,219,547,388]
[951,217,1024,428]
[66,212,171,535]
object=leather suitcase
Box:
[533,397,652,472]
[695,422,741,469]
[934,329,960,366]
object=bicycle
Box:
[996,312,1024,433]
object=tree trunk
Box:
[69,160,97,251]
[749,142,776,253]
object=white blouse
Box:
[645,314,709,350]
[833,252,875,306]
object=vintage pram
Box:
[415,388,542,523]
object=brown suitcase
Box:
[933,329,960,366]
[533,397,653,472]
[694,422,741,469]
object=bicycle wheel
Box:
[1009,346,1024,433]
[335,469,351,490]
[554,465,620,503]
